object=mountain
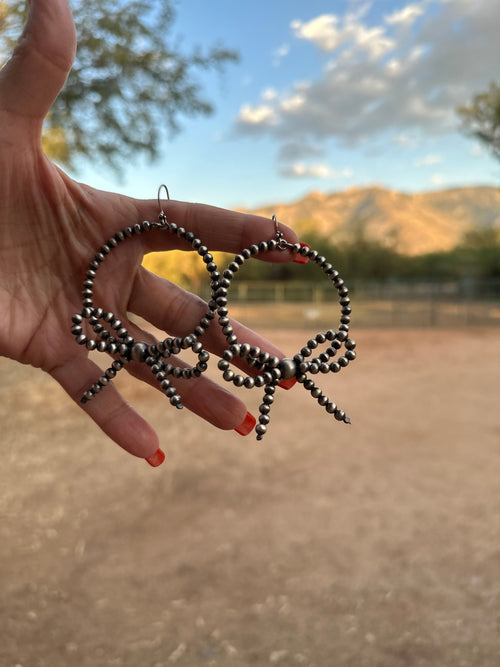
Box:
[244,185,500,256]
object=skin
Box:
[0,0,300,460]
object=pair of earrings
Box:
[71,187,356,440]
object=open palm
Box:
[0,0,299,462]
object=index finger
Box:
[132,198,301,263]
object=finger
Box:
[117,315,250,430]
[128,267,286,361]
[50,354,160,460]
[0,0,76,123]
[131,198,301,263]
[127,356,249,432]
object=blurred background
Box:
[1,1,500,665]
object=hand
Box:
[0,0,301,463]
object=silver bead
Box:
[278,358,296,380]
[170,395,182,409]
[233,375,244,387]
[258,351,270,364]
[240,343,251,358]
[268,356,279,368]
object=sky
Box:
[77,0,500,209]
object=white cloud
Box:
[280,93,306,113]
[238,104,277,127]
[272,43,290,66]
[262,87,278,101]
[291,15,341,52]
[393,132,418,147]
[385,3,424,26]
[414,154,443,166]
[292,13,395,61]
[431,173,446,185]
[281,163,353,180]
[385,58,402,75]
[237,2,500,156]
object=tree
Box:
[0,0,237,170]
[458,82,500,161]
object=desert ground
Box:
[1,327,499,667]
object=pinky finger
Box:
[49,354,161,462]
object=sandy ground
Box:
[1,327,499,667]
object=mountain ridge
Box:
[243,185,500,255]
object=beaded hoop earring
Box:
[71,186,218,409]
[211,215,356,440]
[71,186,356,440]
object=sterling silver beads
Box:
[71,192,356,441]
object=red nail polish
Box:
[235,411,256,436]
[146,448,165,467]
[293,242,310,264]
[278,377,297,390]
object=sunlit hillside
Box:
[245,186,500,256]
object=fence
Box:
[200,278,500,328]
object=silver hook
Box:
[272,214,280,238]
[157,184,170,214]
[272,214,292,250]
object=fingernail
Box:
[146,448,165,467]
[278,377,297,390]
[293,242,310,264]
[235,411,256,436]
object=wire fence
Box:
[201,278,500,329]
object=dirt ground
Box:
[1,327,499,667]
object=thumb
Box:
[0,0,76,125]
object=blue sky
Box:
[78,0,500,209]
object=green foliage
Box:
[0,0,238,170]
[458,82,500,161]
